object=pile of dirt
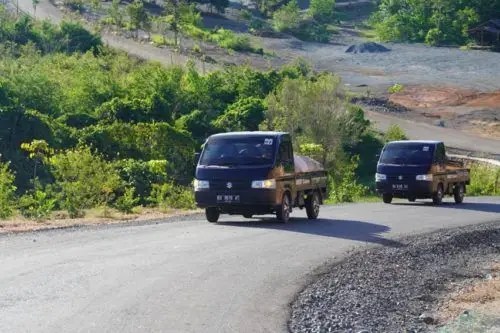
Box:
[345,42,391,53]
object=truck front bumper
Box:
[195,189,279,214]
[376,180,434,199]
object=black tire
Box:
[305,191,320,220]
[432,184,444,205]
[243,213,253,219]
[205,207,220,223]
[382,193,393,204]
[408,196,416,202]
[276,193,291,223]
[454,183,465,204]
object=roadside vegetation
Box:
[0,8,498,223]
[0,7,382,222]
[370,0,500,46]
[468,164,500,196]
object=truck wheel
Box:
[205,207,220,223]
[453,183,464,204]
[276,193,291,223]
[243,213,253,218]
[432,184,444,205]
[305,192,320,220]
[382,194,393,204]
[408,196,416,202]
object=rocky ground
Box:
[288,222,500,333]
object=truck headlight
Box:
[251,179,276,189]
[416,174,433,181]
[375,173,387,181]
[193,179,209,191]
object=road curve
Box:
[1,197,499,333]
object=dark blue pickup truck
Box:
[376,140,470,205]
[194,131,328,223]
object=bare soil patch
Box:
[435,262,500,332]
[0,208,201,234]
[438,262,500,322]
[390,86,500,109]
[387,86,500,139]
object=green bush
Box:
[249,19,265,35]
[0,161,16,219]
[328,156,368,203]
[212,97,265,131]
[272,0,300,32]
[149,183,196,210]
[49,147,122,217]
[384,124,407,142]
[387,83,404,94]
[309,0,335,23]
[151,34,174,47]
[299,143,325,162]
[114,159,168,202]
[240,9,252,21]
[114,187,139,213]
[293,21,330,43]
[467,164,500,196]
[18,188,56,221]
[211,28,253,52]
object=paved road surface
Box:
[1,197,499,333]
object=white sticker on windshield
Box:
[423,146,429,151]
[264,138,273,145]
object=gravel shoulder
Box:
[289,222,500,333]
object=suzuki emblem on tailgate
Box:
[398,175,403,180]
[226,182,233,189]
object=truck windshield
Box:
[199,137,276,166]
[379,143,434,165]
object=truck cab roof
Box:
[207,131,288,140]
[387,140,443,145]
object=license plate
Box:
[392,184,408,191]
[217,195,240,203]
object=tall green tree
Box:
[127,0,150,39]
[263,74,369,167]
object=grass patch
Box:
[183,25,263,54]
[467,164,500,196]
[359,28,377,40]
[151,34,175,47]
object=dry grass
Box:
[0,207,202,234]
[438,262,500,323]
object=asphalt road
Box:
[1,197,499,333]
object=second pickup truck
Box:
[375,140,470,204]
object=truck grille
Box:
[387,174,414,181]
[210,180,250,190]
